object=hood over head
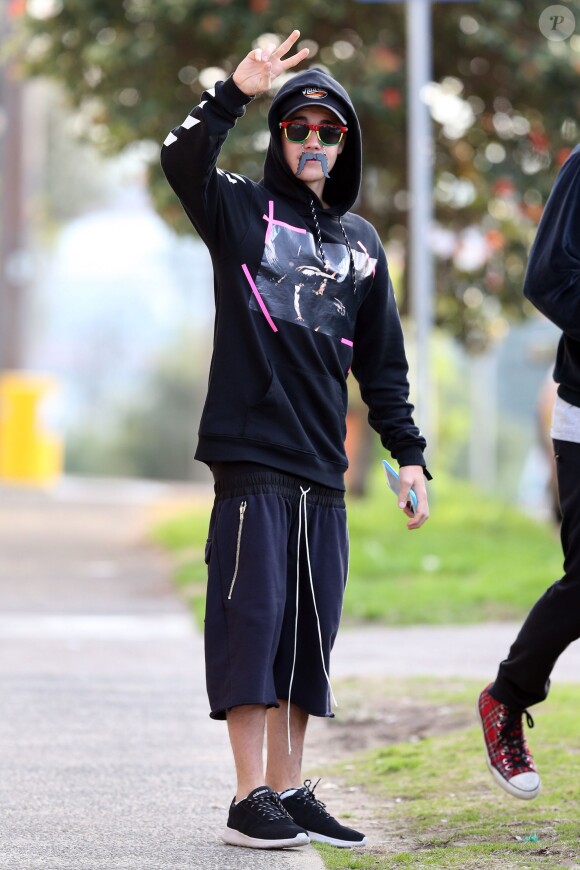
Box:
[263,67,362,215]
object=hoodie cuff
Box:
[219,75,256,114]
[397,451,432,480]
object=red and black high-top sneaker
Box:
[477,684,540,800]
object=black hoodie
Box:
[523,145,580,407]
[161,68,427,489]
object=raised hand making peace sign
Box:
[233,30,310,97]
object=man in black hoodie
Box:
[162,31,430,850]
[478,145,580,802]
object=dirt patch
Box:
[303,678,474,856]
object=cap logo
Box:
[302,87,327,99]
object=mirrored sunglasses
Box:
[279,121,347,147]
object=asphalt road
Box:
[0,479,324,870]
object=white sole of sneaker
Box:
[476,700,541,801]
[487,763,540,800]
[221,828,310,849]
[308,831,368,848]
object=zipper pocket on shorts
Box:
[227,500,247,600]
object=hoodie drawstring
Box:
[338,215,358,293]
[309,199,330,272]
[309,199,358,293]
[287,486,338,755]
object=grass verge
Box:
[314,679,580,869]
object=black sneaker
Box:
[222,785,310,849]
[280,779,367,848]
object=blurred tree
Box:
[65,327,207,480]
[16,0,580,349]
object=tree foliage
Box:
[17,0,580,348]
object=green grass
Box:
[153,470,562,627]
[345,471,561,624]
[153,506,210,627]
[315,679,580,869]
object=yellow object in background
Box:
[0,372,63,484]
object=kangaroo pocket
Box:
[243,362,347,465]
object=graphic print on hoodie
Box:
[252,221,376,340]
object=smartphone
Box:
[381,459,418,515]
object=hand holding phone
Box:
[381,460,418,516]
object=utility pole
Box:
[355,0,478,444]
[406,0,434,443]
[0,0,26,370]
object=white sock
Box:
[279,787,300,799]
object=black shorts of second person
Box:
[204,467,349,721]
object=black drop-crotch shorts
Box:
[204,467,349,720]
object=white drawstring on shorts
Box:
[286,486,338,754]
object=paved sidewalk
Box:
[333,621,580,684]
[0,479,324,870]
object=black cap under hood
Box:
[263,67,362,216]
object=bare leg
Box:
[226,704,267,802]
[265,701,309,793]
